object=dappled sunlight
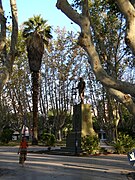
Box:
[0,159,17,163]
[0,151,131,169]
[0,152,17,156]
[0,151,133,179]
[27,154,61,161]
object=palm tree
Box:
[23,15,52,144]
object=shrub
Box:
[41,132,56,146]
[81,135,100,154]
[0,128,13,144]
[113,133,135,154]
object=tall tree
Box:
[84,1,130,141]
[40,29,87,138]
[0,0,18,92]
[56,0,135,118]
[23,15,52,144]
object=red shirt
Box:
[20,140,28,149]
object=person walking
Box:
[18,136,28,166]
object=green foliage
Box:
[0,128,13,144]
[47,109,72,135]
[41,132,56,146]
[113,133,135,154]
[81,135,100,154]
[23,15,52,44]
[118,106,134,136]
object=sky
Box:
[2,0,79,33]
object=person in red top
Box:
[18,136,28,166]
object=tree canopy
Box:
[0,0,135,142]
[56,0,135,118]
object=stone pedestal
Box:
[65,103,94,154]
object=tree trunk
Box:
[32,71,39,145]
[56,0,135,118]
[0,0,18,92]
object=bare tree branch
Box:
[108,87,135,118]
[56,0,135,116]
[116,0,135,54]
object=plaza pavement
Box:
[0,145,135,179]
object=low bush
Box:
[41,132,56,146]
[113,133,135,154]
[0,128,13,144]
[81,135,100,154]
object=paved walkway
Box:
[0,146,135,179]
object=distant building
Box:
[12,131,20,140]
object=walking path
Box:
[0,146,135,179]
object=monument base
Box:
[65,131,82,153]
[64,103,94,154]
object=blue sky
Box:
[2,0,79,33]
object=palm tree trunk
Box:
[32,71,39,145]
